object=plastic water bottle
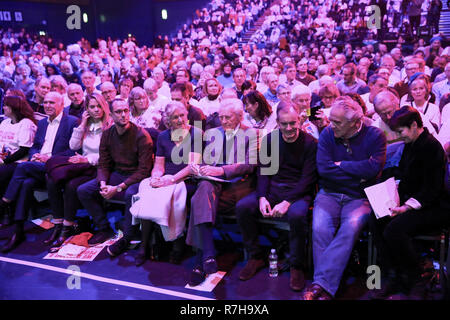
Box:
[269,248,278,277]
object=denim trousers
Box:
[312,188,371,296]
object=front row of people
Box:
[0,91,449,300]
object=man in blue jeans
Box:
[77,98,153,246]
[303,96,386,300]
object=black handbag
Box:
[45,155,95,184]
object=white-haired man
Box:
[303,96,387,300]
[143,77,170,115]
[186,98,256,287]
[256,66,275,94]
[152,66,171,99]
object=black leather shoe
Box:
[1,233,25,253]
[50,225,79,250]
[0,207,12,229]
[44,224,63,245]
[135,245,148,266]
[189,267,206,287]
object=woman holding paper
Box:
[369,106,450,299]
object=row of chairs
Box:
[28,188,449,298]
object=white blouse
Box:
[69,122,103,165]
[0,117,37,162]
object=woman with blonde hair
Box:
[129,86,162,129]
[45,93,113,251]
[198,77,223,117]
[408,73,441,129]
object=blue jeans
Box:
[312,189,371,296]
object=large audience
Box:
[0,0,450,300]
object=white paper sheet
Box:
[364,177,400,219]
[185,271,227,292]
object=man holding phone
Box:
[236,101,318,292]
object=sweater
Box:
[316,124,387,198]
[97,122,153,187]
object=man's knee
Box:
[124,184,139,202]
[192,181,215,202]
[287,199,309,221]
[77,180,97,200]
[235,194,257,218]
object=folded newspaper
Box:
[364,177,400,219]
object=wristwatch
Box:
[116,186,123,192]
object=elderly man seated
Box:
[303,96,387,300]
[236,100,318,292]
[372,89,438,169]
[186,98,256,286]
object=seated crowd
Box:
[0,0,450,301]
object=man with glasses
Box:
[77,98,153,246]
[360,74,389,118]
[100,81,118,105]
[394,59,420,100]
[303,96,386,300]
[432,62,450,107]
[236,101,317,292]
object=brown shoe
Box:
[290,267,305,292]
[239,259,265,281]
[302,284,330,300]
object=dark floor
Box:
[0,206,447,301]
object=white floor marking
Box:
[0,256,215,300]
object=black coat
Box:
[395,128,448,210]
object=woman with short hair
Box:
[408,74,441,129]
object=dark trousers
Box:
[236,191,310,269]
[47,172,96,222]
[186,178,253,254]
[0,162,18,197]
[369,207,450,278]
[77,172,139,238]
[3,161,46,221]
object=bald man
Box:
[100,81,117,105]
[0,92,79,253]
[66,83,85,119]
